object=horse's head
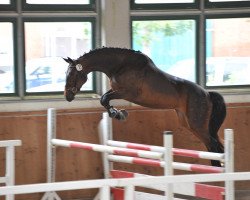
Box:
[63,57,88,102]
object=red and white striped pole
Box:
[51,139,163,160]
[107,155,224,174]
[107,140,224,161]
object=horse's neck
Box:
[80,52,123,77]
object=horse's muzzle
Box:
[64,88,77,102]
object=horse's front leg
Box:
[100,89,128,121]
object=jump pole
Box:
[107,141,224,161]
[163,131,174,200]
[225,129,234,200]
[41,108,61,200]
[98,112,113,179]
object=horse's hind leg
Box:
[177,110,221,166]
[187,92,226,167]
[183,93,224,167]
[100,89,128,120]
[208,92,226,154]
[176,109,212,153]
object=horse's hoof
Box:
[108,107,118,118]
[120,110,128,118]
[116,110,128,121]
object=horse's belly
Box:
[129,93,180,109]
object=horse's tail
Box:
[208,91,227,166]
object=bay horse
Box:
[64,47,226,167]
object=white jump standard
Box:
[0,140,22,200]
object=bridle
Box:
[65,63,85,95]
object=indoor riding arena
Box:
[1,1,250,200]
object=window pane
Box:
[135,0,194,3]
[0,22,14,94]
[0,0,10,4]
[26,0,89,4]
[132,20,196,82]
[209,0,249,2]
[24,22,92,93]
[206,18,250,86]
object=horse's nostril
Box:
[65,90,75,102]
[66,94,74,102]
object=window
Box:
[0,0,10,4]
[206,16,250,86]
[135,0,194,3]
[131,0,198,9]
[22,0,94,11]
[0,21,15,94]
[24,20,93,93]
[26,0,89,4]
[0,0,96,97]
[205,0,250,8]
[0,0,16,11]
[132,18,196,82]
[131,0,250,89]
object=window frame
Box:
[22,0,96,12]
[130,0,199,10]
[22,17,97,96]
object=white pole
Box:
[99,185,110,200]
[5,145,14,200]
[164,131,174,200]
[124,185,135,200]
[96,112,112,200]
[41,108,61,200]
[101,112,113,179]
[47,108,56,183]
[225,129,234,200]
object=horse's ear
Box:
[63,57,70,63]
[67,57,74,63]
[63,57,75,64]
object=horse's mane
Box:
[78,47,142,60]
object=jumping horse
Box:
[64,47,226,167]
